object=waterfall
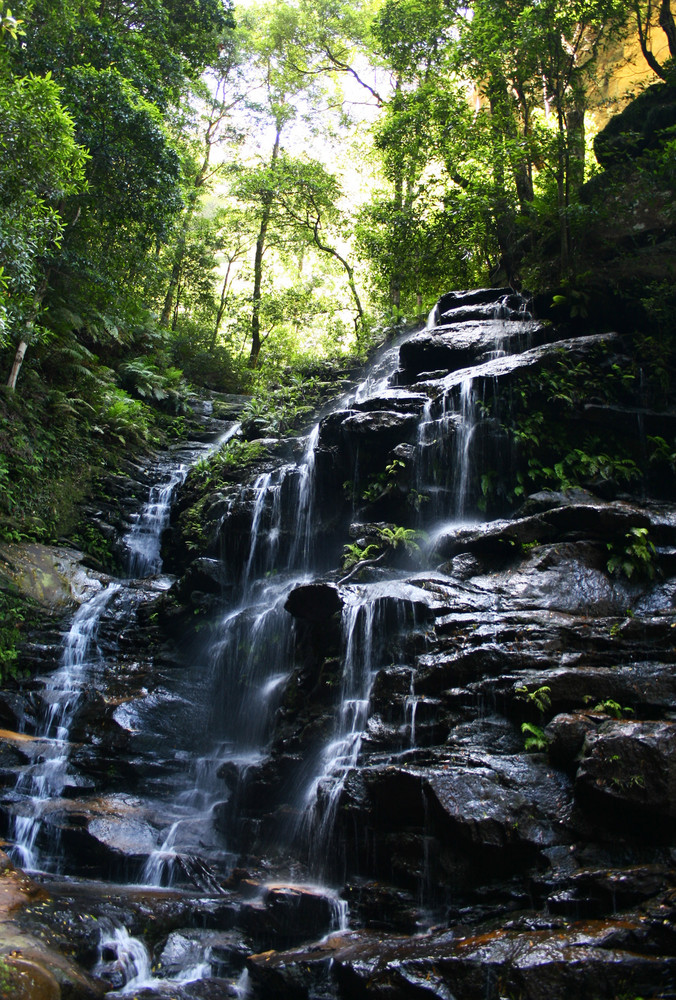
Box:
[302,599,377,867]
[95,922,211,994]
[4,289,563,989]
[288,423,320,569]
[299,588,420,877]
[10,583,121,870]
[453,374,478,521]
[7,420,241,873]
[138,426,323,886]
[126,421,241,578]
[126,463,188,577]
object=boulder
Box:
[576,719,676,827]
[0,543,110,610]
[594,83,676,168]
[284,583,343,622]
[545,712,600,769]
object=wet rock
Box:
[317,409,356,448]
[440,287,513,308]
[240,884,344,948]
[178,558,227,596]
[248,919,676,1000]
[545,712,600,769]
[155,928,247,980]
[433,501,654,560]
[502,661,676,719]
[425,754,571,856]
[284,584,343,623]
[448,553,485,579]
[1,957,61,999]
[399,320,550,380]
[0,692,32,730]
[0,728,33,768]
[352,390,429,414]
[576,719,676,828]
[52,795,160,876]
[0,853,105,998]
[0,543,110,610]
[340,409,419,442]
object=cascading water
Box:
[298,587,424,879]
[301,598,378,866]
[10,582,121,870]
[126,463,188,577]
[7,424,237,874]
[138,421,323,888]
[453,374,478,521]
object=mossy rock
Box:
[0,957,61,1000]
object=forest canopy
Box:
[0,0,674,541]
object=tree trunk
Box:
[6,276,49,391]
[310,222,365,343]
[249,129,281,368]
[211,260,233,350]
[557,104,570,274]
[7,340,29,392]
[161,255,182,327]
[635,1,668,78]
[566,99,586,194]
[660,0,676,55]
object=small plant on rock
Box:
[339,525,426,584]
[584,695,634,719]
[516,684,552,714]
[521,722,549,752]
[607,527,656,580]
[361,458,406,503]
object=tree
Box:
[232,1,330,366]
[453,0,627,276]
[160,26,247,328]
[0,13,88,389]
[634,0,676,79]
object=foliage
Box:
[117,359,188,413]
[516,684,552,714]
[0,586,32,683]
[192,439,268,489]
[521,722,549,752]
[584,695,634,719]
[341,540,381,570]
[607,527,657,580]
[361,458,406,502]
[491,347,646,512]
[340,524,425,573]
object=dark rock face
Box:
[576,719,676,827]
[594,82,676,168]
[284,583,343,622]
[250,915,676,1000]
[399,319,553,381]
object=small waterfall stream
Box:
[10,582,121,870]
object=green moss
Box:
[0,586,35,683]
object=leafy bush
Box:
[97,388,153,447]
[607,527,656,580]
[118,359,188,413]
